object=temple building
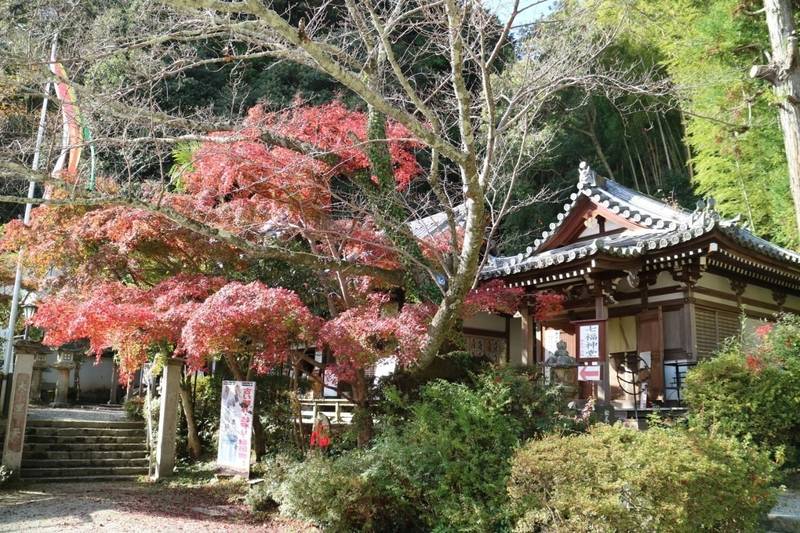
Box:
[462,163,800,410]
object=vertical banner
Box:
[217,380,255,475]
[578,323,600,359]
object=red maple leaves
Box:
[181,281,320,374]
[14,101,525,387]
[33,275,226,380]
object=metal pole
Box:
[0,39,55,413]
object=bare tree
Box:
[0,0,656,372]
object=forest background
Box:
[1,0,795,252]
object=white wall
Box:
[40,353,114,393]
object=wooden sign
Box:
[572,319,606,361]
[578,364,602,382]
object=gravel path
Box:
[0,481,316,532]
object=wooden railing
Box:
[299,398,356,425]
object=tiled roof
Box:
[407,204,466,240]
[481,163,800,280]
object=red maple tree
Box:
[14,101,525,451]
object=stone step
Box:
[26,419,143,429]
[20,465,148,478]
[26,426,145,437]
[24,450,148,460]
[22,457,149,468]
[25,442,146,452]
[25,435,145,445]
[767,490,800,533]
[21,474,144,483]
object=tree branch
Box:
[166,0,467,165]
[0,165,403,283]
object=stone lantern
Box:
[30,354,48,403]
[544,340,578,395]
[52,343,81,407]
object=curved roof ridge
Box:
[525,162,688,257]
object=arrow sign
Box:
[578,364,602,382]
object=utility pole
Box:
[0,39,55,413]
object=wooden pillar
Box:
[154,358,182,480]
[520,305,535,367]
[2,348,35,475]
[673,261,701,361]
[594,294,610,401]
[684,297,698,361]
[504,316,511,365]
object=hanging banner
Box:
[217,380,255,475]
[48,49,96,189]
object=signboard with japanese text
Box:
[217,380,255,475]
[573,319,606,361]
[579,324,600,358]
[465,333,507,362]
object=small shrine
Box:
[461,163,800,411]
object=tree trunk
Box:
[655,112,673,172]
[352,369,373,447]
[679,110,695,180]
[223,353,267,460]
[576,106,616,180]
[178,374,202,459]
[635,145,651,194]
[622,135,641,191]
[754,0,800,235]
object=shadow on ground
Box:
[0,479,315,532]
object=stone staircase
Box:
[20,418,149,482]
[767,490,800,533]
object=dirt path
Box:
[0,481,315,532]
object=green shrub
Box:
[123,396,144,420]
[479,366,584,439]
[685,316,800,462]
[255,371,568,532]
[373,378,521,531]
[254,451,422,532]
[507,424,777,532]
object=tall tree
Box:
[0,0,649,368]
[751,0,800,235]
[595,0,798,248]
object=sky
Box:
[487,0,558,29]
